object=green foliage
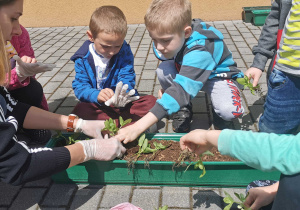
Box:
[223,191,251,210]
[184,150,214,178]
[155,205,168,210]
[236,75,261,95]
[53,131,83,146]
[101,116,132,137]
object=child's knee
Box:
[215,105,244,121]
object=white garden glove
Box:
[75,119,105,139]
[13,55,56,82]
[77,138,126,161]
[105,81,140,107]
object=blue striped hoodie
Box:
[150,19,244,120]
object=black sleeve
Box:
[0,90,71,186]
[0,86,30,126]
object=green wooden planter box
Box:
[46,133,280,187]
[242,6,271,23]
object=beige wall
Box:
[22,0,271,27]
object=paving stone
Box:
[144,61,158,70]
[248,105,264,123]
[10,188,47,209]
[48,99,64,112]
[70,186,103,210]
[100,185,132,208]
[43,81,62,94]
[49,88,72,100]
[41,184,77,207]
[60,76,75,88]
[50,71,70,82]
[131,188,160,209]
[192,188,222,209]
[141,70,156,80]
[36,76,51,86]
[137,79,154,92]
[162,187,190,208]
[190,114,210,130]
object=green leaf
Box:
[123,118,132,126]
[224,192,234,203]
[141,138,148,152]
[199,167,206,178]
[138,133,146,147]
[203,150,214,156]
[224,204,233,210]
[236,77,247,85]
[142,147,156,153]
[119,116,124,126]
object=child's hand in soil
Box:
[115,124,141,144]
[245,67,263,87]
[180,129,221,155]
[97,88,114,103]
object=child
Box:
[71,6,156,127]
[7,25,53,144]
[245,0,298,134]
[180,128,300,209]
[116,0,244,142]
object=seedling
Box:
[52,131,83,146]
[127,133,170,169]
[155,205,168,210]
[173,150,213,178]
[101,116,132,137]
[236,75,262,96]
[223,191,251,210]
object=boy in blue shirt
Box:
[71,6,156,125]
[116,0,244,142]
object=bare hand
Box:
[97,88,114,103]
[21,56,36,63]
[158,88,164,99]
[115,124,141,144]
[244,182,278,210]
[245,67,263,87]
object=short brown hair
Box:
[144,0,192,34]
[89,6,127,39]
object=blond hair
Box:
[0,26,10,86]
[89,6,127,39]
[144,0,192,34]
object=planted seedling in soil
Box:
[173,150,214,178]
[237,75,263,98]
[127,133,170,170]
[101,116,132,137]
[223,191,251,210]
[52,131,84,146]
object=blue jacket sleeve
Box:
[218,129,300,175]
[72,58,100,104]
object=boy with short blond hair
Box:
[71,6,156,125]
[116,0,244,142]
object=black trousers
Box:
[272,173,300,210]
[9,77,43,108]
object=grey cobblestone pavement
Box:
[0,20,269,209]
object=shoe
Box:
[212,109,233,130]
[24,129,52,145]
[172,104,193,133]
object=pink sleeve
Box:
[11,25,35,58]
[8,25,35,90]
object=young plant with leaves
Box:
[175,150,214,178]
[155,205,168,210]
[127,133,170,169]
[52,131,83,146]
[101,116,132,137]
[236,75,262,96]
[223,191,251,210]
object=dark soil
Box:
[122,139,239,162]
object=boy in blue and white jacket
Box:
[116,0,245,143]
[71,6,156,124]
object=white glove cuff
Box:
[74,118,83,133]
[77,140,96,162]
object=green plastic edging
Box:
[47,133,280,187]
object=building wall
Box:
[22,0,271,27]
